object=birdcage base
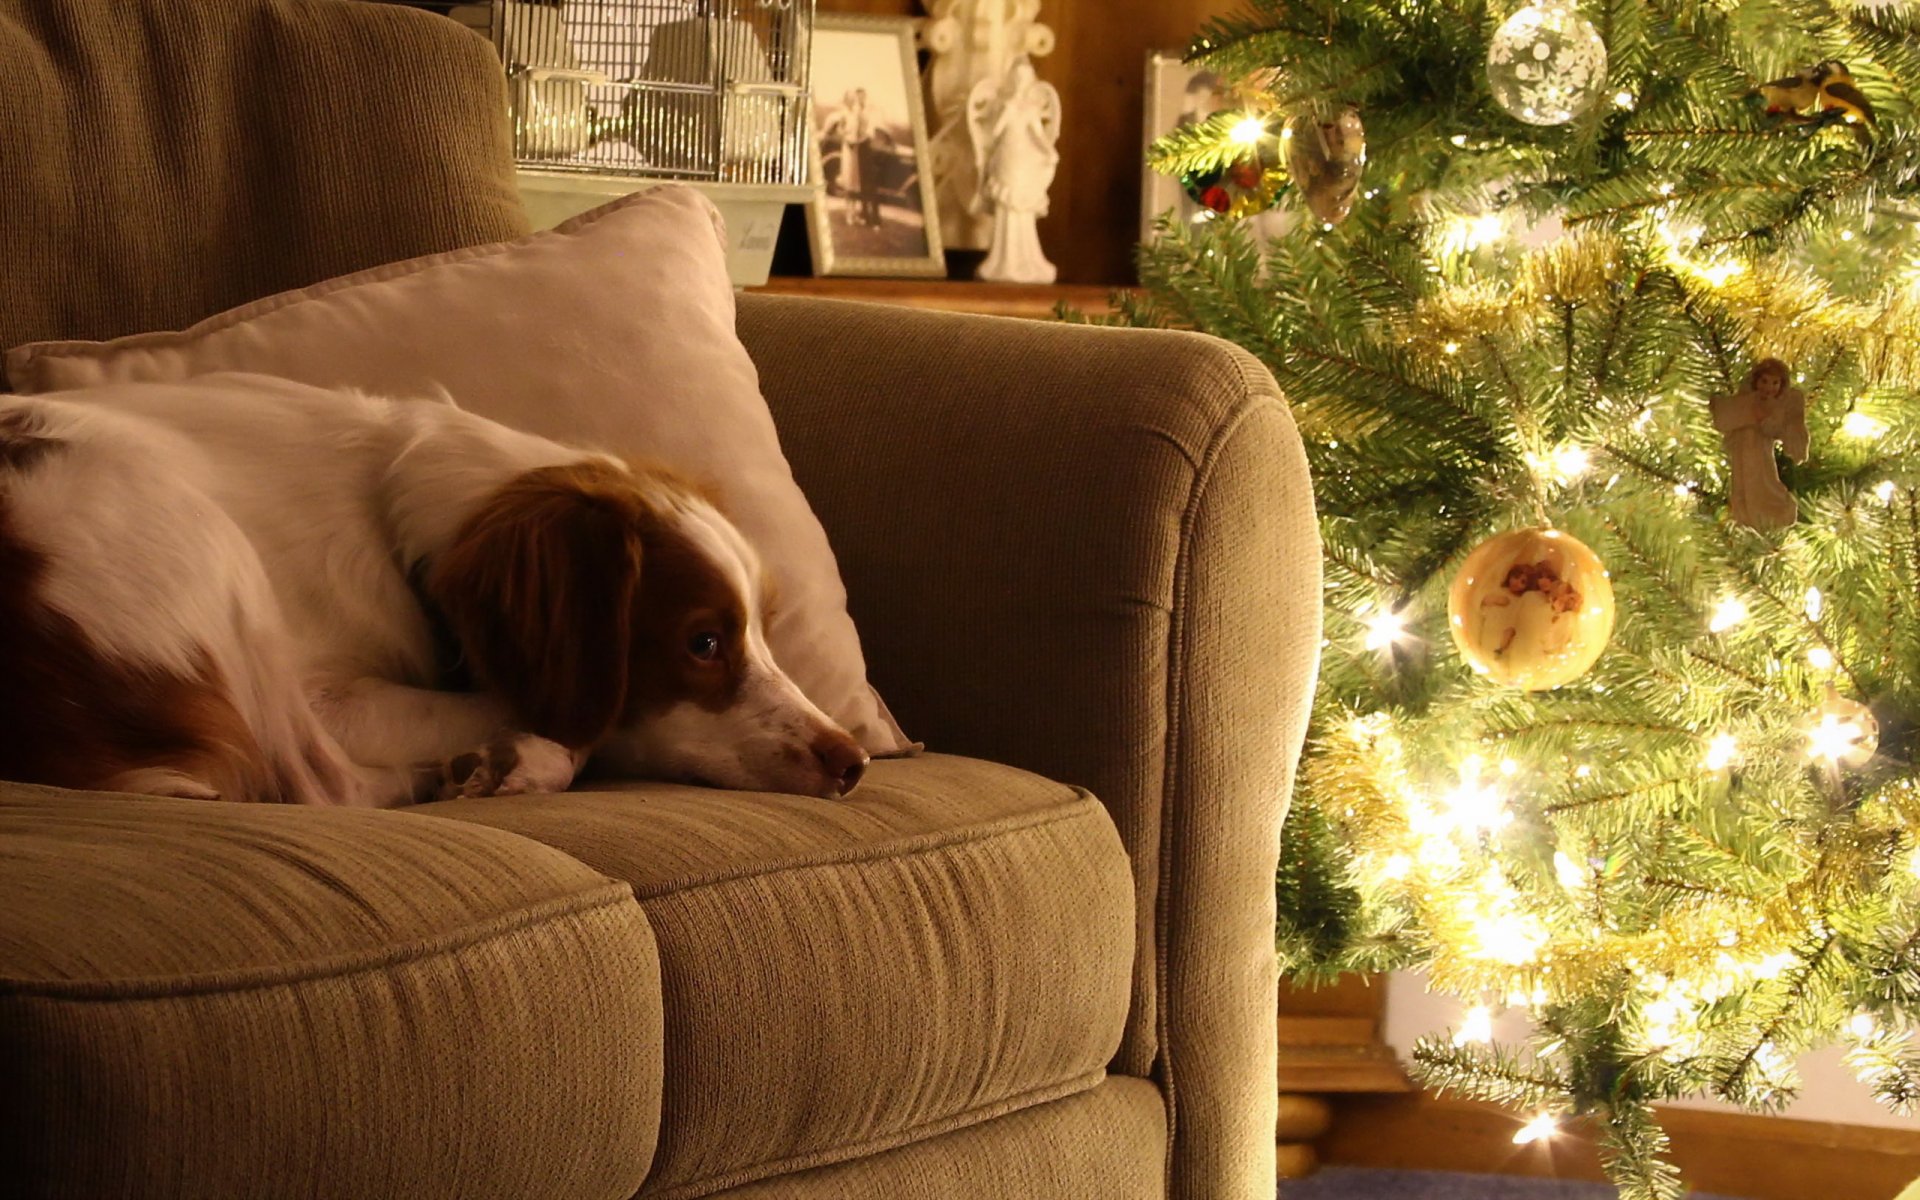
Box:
[517,171,808,287]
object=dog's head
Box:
[426,460,867,799]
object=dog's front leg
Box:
[310,677,585,804]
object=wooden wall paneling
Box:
[816,0,1242,284]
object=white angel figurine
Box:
[1709,357,1809,531]
[967,58,1061,284]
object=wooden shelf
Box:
[747,276,1125,321]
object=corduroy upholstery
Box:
[0,785,665,1200]
[0,3,1323,1199]
[425,755,1136,1199]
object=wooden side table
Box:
[1276,974,1412,1178]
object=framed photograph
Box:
[1141,50,1291,245]
[806,15,946,278]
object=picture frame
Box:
[1141,50,1291,245]
[806,15,947,278]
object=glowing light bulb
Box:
[1443,757,1510,833]
[1805,588,1823,620]
[1443,341,1461,355]
[1809,646,1835,670]
[1703,733,1739,772]
[1698,259,1745,287]
[1709,596,1749,633]
[1523,442,1594,488]
[1850,1011,1878,1040]
[1877,480,1899,503]
[1380,853,1412,881]
[1842,411,1887,440]
[1514,1114,1559,1144]
[1474,913,1546,965]
[1364,606,1413,652]
[1454,1005,1495,1046]
[1612,90,1635,109]
[1808,685,1878,768]
[1440,212,1506,254]
[1229,115,1266,144]
[1554,850,1586,891]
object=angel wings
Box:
[965,59,1061,217]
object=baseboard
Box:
[1320,1091,1920,1200]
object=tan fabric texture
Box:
[421,754,1136,1200]
[6,186,913,759]
[0,0,529,359]
[0,784,665,1200]
[708,1077,1167,1200]
[736,296,1323,1200]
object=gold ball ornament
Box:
[1448,527,1616,690]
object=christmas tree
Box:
[1108,2,1920,1196]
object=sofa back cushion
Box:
[0,0,528,356]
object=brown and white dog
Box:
[0,374,868,805]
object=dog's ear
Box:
[428,464,644,749]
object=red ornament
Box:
[1228,159,1263,189]
[1200,185,1232,213]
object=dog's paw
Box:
[436,734,580,801]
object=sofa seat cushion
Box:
[0,784,665,1200]
[422,753,1135,1200]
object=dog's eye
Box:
[688,631,723,661]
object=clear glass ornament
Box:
[1485,1,1609,127]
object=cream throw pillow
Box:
[5,185,912,756]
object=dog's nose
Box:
[813,733,868,797]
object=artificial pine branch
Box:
[1116,0,1920,1193]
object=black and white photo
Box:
[806,16,945,277]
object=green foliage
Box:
[1115,0,1920,1194]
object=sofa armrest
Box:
[736,293,1322,1200]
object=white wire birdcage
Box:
[448,0,814,186]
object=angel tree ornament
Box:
[969,58,1062,284]
[922,0,1055,250]
[1485,0,1609,127]
[1709,358,1809,531]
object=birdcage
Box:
[448,0,813,183]
[435,0,815,283]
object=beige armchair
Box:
[0,3,1321,1198]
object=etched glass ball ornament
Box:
[1485,1,1609,126]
